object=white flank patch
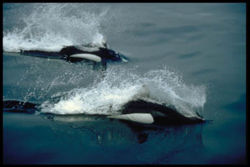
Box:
[70,53,102,62]
[107,113,154,124]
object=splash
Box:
[3,3,109,52]
[40,67,206,118]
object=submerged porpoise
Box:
[3,99,204,126]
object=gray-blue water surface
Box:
[3,3,246,164]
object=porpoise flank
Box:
[3,100,205,125]
[20,42,128,66]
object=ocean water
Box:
[3,3,246,164]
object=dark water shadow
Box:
[156,25,200,35]
[126,24,202,37]
[223,93,246,112]
[178,51,201,59]
[191,68,217,77]
[139,22,156,28]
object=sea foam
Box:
[3,3,109,52]
[40,67,206,118]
